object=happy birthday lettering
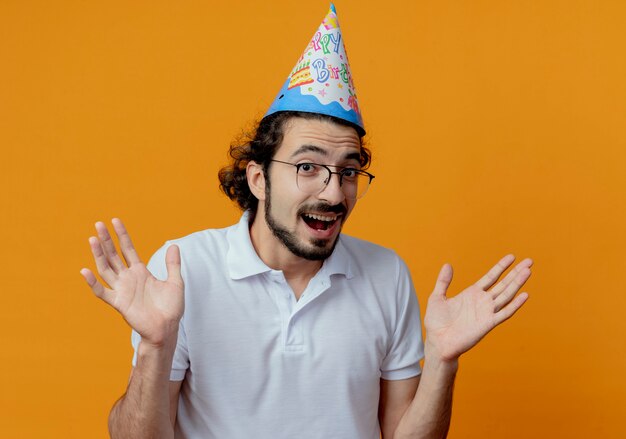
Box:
[310,31,342,55]
[311,59,353,89]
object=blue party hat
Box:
[264,4,365,135]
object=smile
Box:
[301,212,341,231]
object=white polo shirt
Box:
[132,213,423,439]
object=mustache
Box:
[298,203,347,216]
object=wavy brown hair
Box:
[218,111,371,215]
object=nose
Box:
[317,172,346,205]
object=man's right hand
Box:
[80,218,184,348]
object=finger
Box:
[432,263,453,298]
[491,258,534,298]
[111,218,142,266]
[494,292,529,325]
[475,254,515,290]
[165,245,183,283]
[95,221,125,273]
[494,268,532,312]
[89,236,118,286]
[80,268,116,305]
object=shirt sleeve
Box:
[131,241,189,381]
[380,255,424,380]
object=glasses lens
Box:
[296,165,372,200]
[343,172,371,199]
[296,163,327,195]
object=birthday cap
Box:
[264,4,365,135]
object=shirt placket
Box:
[265,270,333,353]
[266,270,303,352]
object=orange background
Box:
[1,1,625,437]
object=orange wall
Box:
[1,1,625,437]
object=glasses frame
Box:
[269,159,375,200]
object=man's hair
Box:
[218,111,371,214]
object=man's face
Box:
[263,118,362,261]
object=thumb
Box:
[432,263,453,298]
[165,245,182,283]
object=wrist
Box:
[138,331,179,354]
[137,321,180,349]
[424,339,460,373]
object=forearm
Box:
[393,343,458,439]
[109,338,177,439]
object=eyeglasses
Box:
[269,159,375,200]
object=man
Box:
[81,5,532,439]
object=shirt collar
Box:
[320,234,354,280]
[226,211,353,281]
[226,212,272,280]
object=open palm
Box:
[424,255,532,362]
[80,219,184,347]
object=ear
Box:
[246,161,267,201]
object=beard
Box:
[264,191,345,261]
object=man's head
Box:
[219,111,370,215]
[218,111,371,260]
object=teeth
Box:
[304,213,338,222]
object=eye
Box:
[298,163,320,175]
[341,168,359,179]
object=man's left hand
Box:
[423,254,532,363]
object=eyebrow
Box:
[290,144,361,163]
[290,144,327,158]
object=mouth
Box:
[300,212,342,234]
